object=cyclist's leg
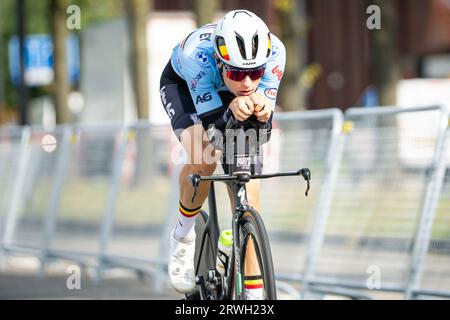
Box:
[225,176,261,222]
[178,123,218,213]
[225,179,260,212]
[160,60,219,239]
[174,124,219,241]
[167,123,219,294]
[161,61,219,293]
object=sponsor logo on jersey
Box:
[195,51,209,65]
[271,45,279,58]
[165,102,175,119]
[272,65,284,81]
[264,88,278,100]
[160,86,175,119]
[190,71,207,91]
[199,33,212,41]
[196,92,212,104]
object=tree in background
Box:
[274,0,308,111]
[0,0,22,123]
[194,0,218,27]
[50,0,71,124]
[127,0,151,120]
[126,0,153,186]
[369,0,400,106]
[0,5,6,122]
[0,35,4,115]
[0,0,125,125]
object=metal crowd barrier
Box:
[0,106,449,299]
[0,126,25,264]
[0,122,180,293]
[300,105,449,299]
[407,113,450,299]
[260,109,343,292]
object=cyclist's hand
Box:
[229,96,254,122]
[250,92,272,123]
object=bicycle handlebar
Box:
[187,168,311,203]
[193,113,307,203]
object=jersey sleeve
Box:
[178,51,224,118]
[256,37,286,108]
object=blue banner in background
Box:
[8,34,79,87]
[66,34,80,85]
[361,86,379,107]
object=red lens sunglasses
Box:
[223,64,266,81]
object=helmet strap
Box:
[216,60,224,81]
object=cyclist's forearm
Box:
[198,107,233,132]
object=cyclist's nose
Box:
[241,75,252,86]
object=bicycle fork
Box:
[224,180,249,300]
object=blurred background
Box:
[0,0,449,126]
[0,0,449,300]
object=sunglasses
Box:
[223,64,266,81]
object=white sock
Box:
[173,202,201,241]
[244,276,265,300]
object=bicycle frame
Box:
[227,178,257,300]
[194,181,220,300]
[194,174,260,300]
[191,169,311,300]
[190,116,311,300]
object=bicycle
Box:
[185,115,311,300]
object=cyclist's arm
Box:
[190,86,230,130]
[178,52,227,123]
[255,36,286,109]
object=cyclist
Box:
[159,9,285,299]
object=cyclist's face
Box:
[222,67,262,97]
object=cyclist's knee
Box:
[247,196,260,210]
[180,124,217,166]
[185,163,217,176]
[246,182,260,212]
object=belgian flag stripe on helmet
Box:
[219,45,230,61]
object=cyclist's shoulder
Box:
[176,24,217,65]
[267,34,286,66]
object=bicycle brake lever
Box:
[298,168,311,197]
[187,174,201,203]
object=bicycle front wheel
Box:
[237,209,277,300]
[190,210,217,300]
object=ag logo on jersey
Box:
[195,51,209,65]
[196,92,212,104]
